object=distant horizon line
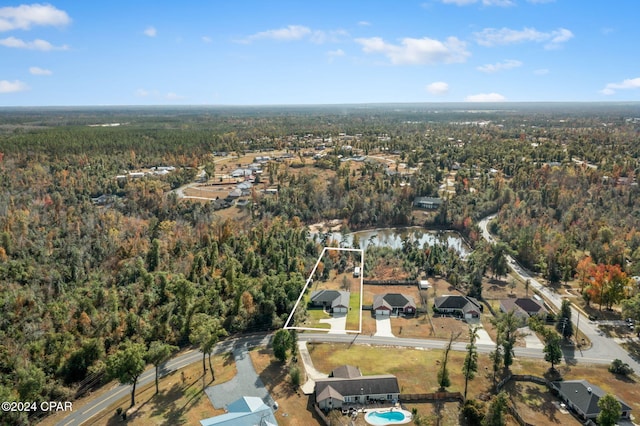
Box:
[1,100,639,109]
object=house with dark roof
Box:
[500,298,548,320]
[315,367,400,410]
[551,380,632,422]
[310,290,350,314]
[373,293,416,317]
[199,396,277,426]
[434,295,483,323]
[413,196,443,210]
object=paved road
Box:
[52,215,640,425]
[54,325,632,426]
[478,214,640,372]
[54,334,271,426]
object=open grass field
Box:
[304,342,640,425]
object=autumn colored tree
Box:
[587,264,629,311]
[575,256,595,294]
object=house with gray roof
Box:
[373,293,416,317]
[434,295,483,323]
[310,290,350,314]
[551,380,632,422]
[330,365,362,379]
[315,367,400,410]
[500,298,548,320]
[413,196,443,210]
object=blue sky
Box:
[1,0,639,106]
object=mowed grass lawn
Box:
[40,352,237,426]
[345,292,361,331]
[305,342,640,424]
[307,342,493,396]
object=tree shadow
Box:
[622,340,640,362]
[543,368,563,382]
[158,381,204,424]
[561,344,577,366]
[222,351,234,367]
[613,373,636,384]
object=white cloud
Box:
[474,27,573,49]
[0,36,67,50]
[135,89,184,100]
[165,92,185,100]
[144,26,157,37]
[441,0,514,6]
[0,79,28,93]
[135,89,150,97]
[0,3,71,32]
[241,25,311,43]
[533,68,549,75]
[600,77,640,95]
[358,21,371,27]
[426,81,449,95]
[441,0,477,4]
[477,59,522,73]
[29,66,51,75]
[202,36,212,43]
[239,25,347,45]
[482,0,514,5]
[355,36,469,65]
[465,92,506,102]
[327,48,345,63]
[310,29,348,44]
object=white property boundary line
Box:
[283,246,364,334]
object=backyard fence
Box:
[496,374,551,426]
[363,279,419,286]
[400,391,463,403]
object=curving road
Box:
[54,327,630,426]
[478,214,640,372]
[54,333,271,426]
[52,215,640,425]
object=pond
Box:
[312,227,470,257]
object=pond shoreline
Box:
[309,224,472,256]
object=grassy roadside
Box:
[38,352,236,426]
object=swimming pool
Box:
[364,408,411,425]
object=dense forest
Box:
[0,103,639,424]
